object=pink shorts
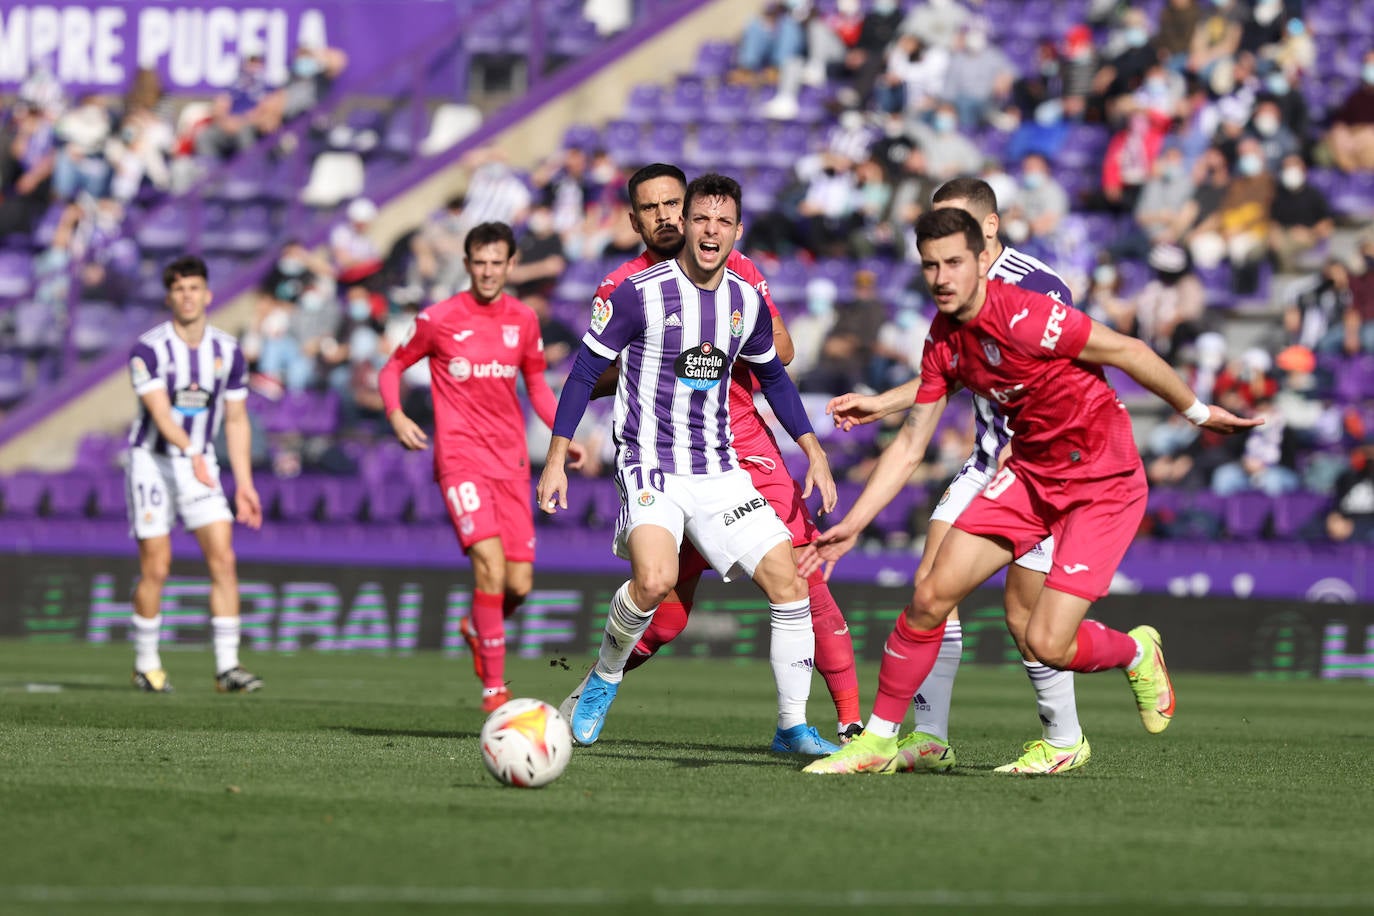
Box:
[953,462,1147,601]
[438,473,535,563]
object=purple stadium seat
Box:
[277,475,327,521]
[563,123,600,151]
[870,485,923,543]
[0,352,28,404]
[367,482,411,523]
[2,472,46,517]
[665,78,707,124]
[705,83,752,123]
[684,121,731,171]
[296,390,340,437]
[1335,356,1374,404]
[135,206,191,252]
[45,472,96,517]
[410,479,448,523]
[1271,491,1331,540]
[320,476,367,522]
[0,251,34,299]
[550,18,602,60]
[1224,491,1272,540]
[643,121,686,163]
[624,84,664,124]
[694,41,735,80]
[762,257,807,311]
[764,121,812,169]
[71,303,122,356]
[92,471,129,519]
[728,120,771,171]
[584,475,622,529]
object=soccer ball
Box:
[479,697,573,788]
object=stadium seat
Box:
[0,251,34,299]
[1,472,47,518]
[419,103,483,156]
[1224,491,1272,540]
[0,351,29,405]
[300,152,366,208]
[44,472,96,518]
[91,472,129,520]
[320,476,367,522]
[1271,491,1331,540]
[277,475,327,521]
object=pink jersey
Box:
[916,280,1139,480]
[380,291,556,480]
[594,249,783,460]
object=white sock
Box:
[132,614,162,673]
[1024,661,1083,747]
[865,714,901,739]
[211,616,241,674]
[593,582,656,684]
[1129,639,1145,670]
[769,598,814,730]
[912,619,961,741]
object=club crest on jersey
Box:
[674,342,726,391]
[130,357,151,387]
[730,309,744,337]
[591,296,613,334]
[637,491,655,507]
[980,338,1003,366]
[502,325,520,348]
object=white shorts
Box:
[126,448,234,540]
[930,459,1053,573]
[611,465,791,583]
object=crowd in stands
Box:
[2,0,1373,547]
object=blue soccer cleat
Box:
[771,723,841,756]
[570,670,620,746]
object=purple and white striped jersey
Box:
[582,258,775,476]
[127,322,247,457]
[968,245,1075,472]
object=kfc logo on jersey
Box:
[1041,303,1069,351]
[980,339,1003,366]
[591,296,613,334]
[502,325,520,348]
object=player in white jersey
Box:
[125,255,263,694]
[538,173,840,751]
[827,178,1090,775]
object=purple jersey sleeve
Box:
[1015,269,1076,310]
[224,346,248,401]
[582,279,646,359]
[129,341,163,396]
[735,296,777,363]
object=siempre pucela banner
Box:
[0,1,459,92]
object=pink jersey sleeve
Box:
[915,329,951,404]
[379,310,435,415]
[521,308,558,428]
[1012,287,1092,362]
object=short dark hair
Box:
[163,254,208,289]
[914,207,986,256]
[684,172,742,219]
[931,177,999,218]
[627,163,686,203]
[463,221,517,259]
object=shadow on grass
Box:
[337,724,789,768]
[0,680,124,692]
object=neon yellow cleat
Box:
[1126,625,1175,734]
[801,730,899,775]
[132,668,173,693]
[889,731,956,773]
[994,736,1091,775]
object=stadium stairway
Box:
[0,0,761,473]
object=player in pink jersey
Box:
[380,222,583,713]
[557,164,862,747]
[802,207,1260,774]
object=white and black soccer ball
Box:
[479,697,573,788]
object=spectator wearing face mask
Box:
[1100,110,1170,213]
[1002,153,1068,246]
[1115,140,1195,261]
[1258,63,1311,155]
[1239,0,1286,55]
[1324,50,1374,174]
[1248,98,1299,173]
[1133,243,1206,361]
[280,39,348,120]
[1267,153,1333,273]
[1327,440,1374,544]
[1082,258,1135,332]
[1091,8,1158,109]
[900,0,969,51]
[786,277,839,381]
[411,195,469,299]
[1211,389,1297,498]
[1285,258,1355,355]
[1188,136,1275,293]
[942,24,1015,129]
[870,302,931,389]
[910,101,981,180]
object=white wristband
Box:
[1182,399,1210,426]
[183,443,202,457]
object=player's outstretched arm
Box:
[223,398,261,529]
[799,395,946,580]
[826,378,922,431]
[1076,322,1265,435]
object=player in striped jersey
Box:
[538,173,840,751]
[557,164,860,748]
[826,179,1090,774]
[125,255,263,694]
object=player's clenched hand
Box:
[827,392,885,431]
[1199,405,1266,435]
[566,440,588,471]
[190,453,215,488]
[802,455,838,516]
[536,464,568,515]
[388,411,429,450]
[236,484,263,530]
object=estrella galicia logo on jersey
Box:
[502,325,520,348]
[980,338,1003,366]
[637,491,655,507]
[591,296,613,334]
[674,342,726,391]
[129,357,151,387]
[173,384,210,416]
[449,357,472,381]
[730,309,744,337]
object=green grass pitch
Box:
[1,641,1372,916]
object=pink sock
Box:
[808,570,860,725]
[624,600,690,673]
[472,590,506,689]
[1068,619,1138,672]
[872,612,946,724]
